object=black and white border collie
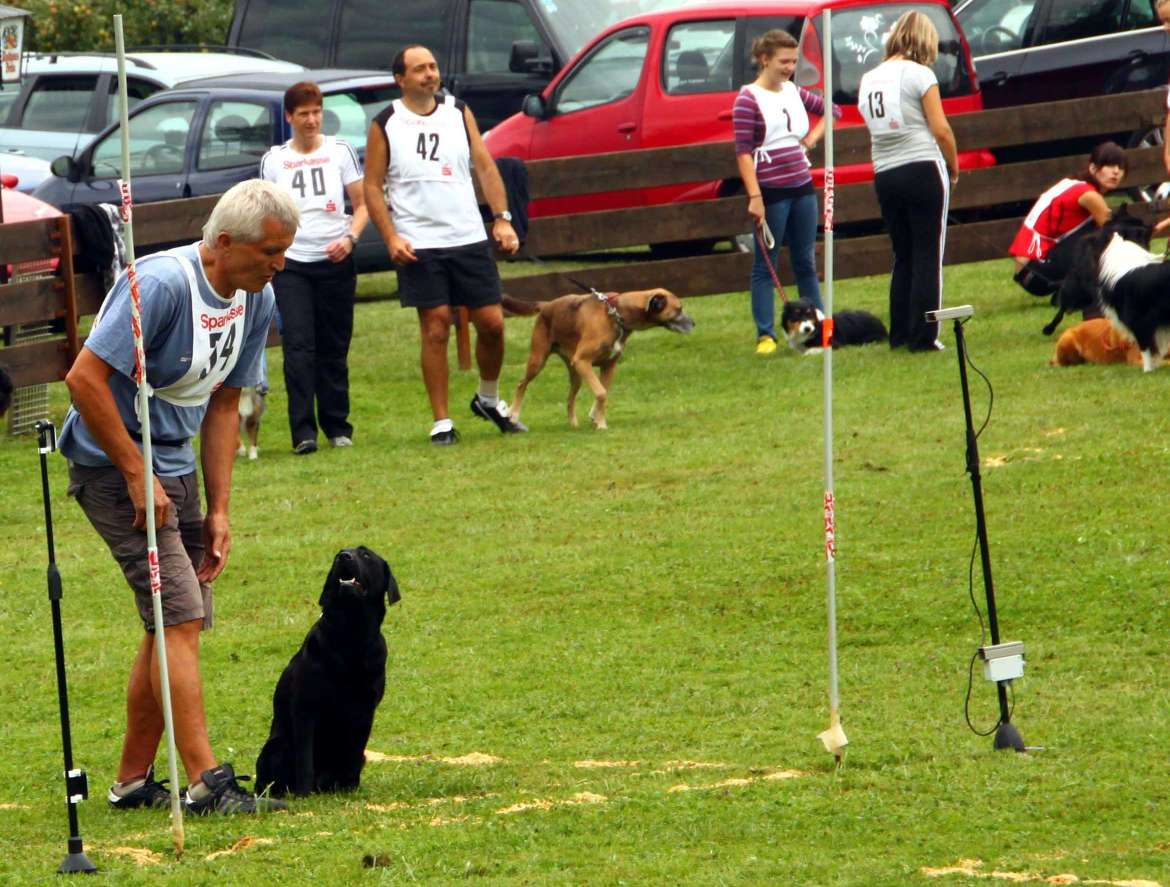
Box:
[780,299,888,354]
[1043,205,1152,336]
[1087,223,1170,372]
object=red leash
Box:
[753,222,790,304]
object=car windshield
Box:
[802,4,974,103]
[536,0,699,60]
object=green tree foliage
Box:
[22,0,235,53]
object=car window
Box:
[323,85,398,145]
[0,87,19,124]
[235,0,329,67]
[198,100,273,172]
[742,16,806,87]
[337,0,449,70]
[1035,0,1125,45]
[467,0,546,74]
[662,19,735,95]
[555,25,649,114]
[956,0,1038,54]
[803,4,974,103]
[105,77,164,127]
[1127,0,1159,28]
[91,100,198,178]
[21,75,99,132]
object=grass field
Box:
[1,255,1168,885]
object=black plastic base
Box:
[58,851,97,874]
[994,720,1026,752]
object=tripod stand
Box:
[945,316,1026,753]
[35,420,97,873]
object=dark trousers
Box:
[273,257,356,444]
[874,159,949,349]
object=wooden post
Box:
[56,215,80,365]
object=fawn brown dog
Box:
[504,288,694,429]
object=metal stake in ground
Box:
[816,7,848,764]
[35,420,97,875]
[113,14,185,856]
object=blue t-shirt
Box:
[59,242,276,476]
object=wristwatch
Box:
[493,210,513,222]
[344,232,358,246]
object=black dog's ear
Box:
[385,562,401,607]
[319,578,336,610]
[647,293,666,315]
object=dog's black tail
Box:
[1041,307,1066,337]
[501,293,542,317]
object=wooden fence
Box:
[1,86,1167,388]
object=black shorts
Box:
[396,240,502,310]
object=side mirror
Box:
[522,94,546,119]
[50,155,80,182]
[509,40,553,75]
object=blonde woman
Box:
[858,11,958,351]
[734,28,840,354]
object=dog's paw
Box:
[236,444,246,457]
[248,447,259,460]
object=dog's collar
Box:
[593,290,626,338]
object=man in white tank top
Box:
[59,181,299,815]
[364,44,525,445]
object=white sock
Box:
[477,379,499,406]
[112,775,147,796]
[432,418,453,434]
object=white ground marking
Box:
[496,792,608,815]
[574,760,641,768]
[0,803,29,810]
[204,836,274,862]
[364,750,503,765]
[922,858,1161,886]
[667,769,805,793]
[106,846,162,866]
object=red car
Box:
[484,0,995,221]
[2,178,62,277]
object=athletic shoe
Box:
[910,339,946,353]
[293,439,318,455]
[430,427,460,446]
[107,766,173,810]
[756,335,778,355]
[329,435,353,448]
[185,763,287,815]
[470,395,528,433]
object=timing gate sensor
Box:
[979,641,1025,683]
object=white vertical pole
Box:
[816,8,848,763]
[114,14,185,857]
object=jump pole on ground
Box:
[114,13,185,857]
[816,7,848,763]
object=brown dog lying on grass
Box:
[1051,318,1143,366]
[503,288,694,429]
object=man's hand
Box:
[127,470,172,531]
[390,233,418,264]
[324,234,355,263]
[196,511,231,583]
[492,219,519,255]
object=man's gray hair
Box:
[202,179,299,247]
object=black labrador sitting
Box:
[256,546,399,797]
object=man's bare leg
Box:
[418,305,453,421]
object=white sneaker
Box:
[329,436,353,448]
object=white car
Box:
[0,152,51,192]
[0,50,305,165]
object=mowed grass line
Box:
[1,255,1168,885]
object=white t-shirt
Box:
[374,95,486,250]
[858,59,942,174]
[260,136,362,262]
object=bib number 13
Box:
[867,90,885,119]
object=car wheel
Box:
[1126,127,1170,204]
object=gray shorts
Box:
[67,463,212,632]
